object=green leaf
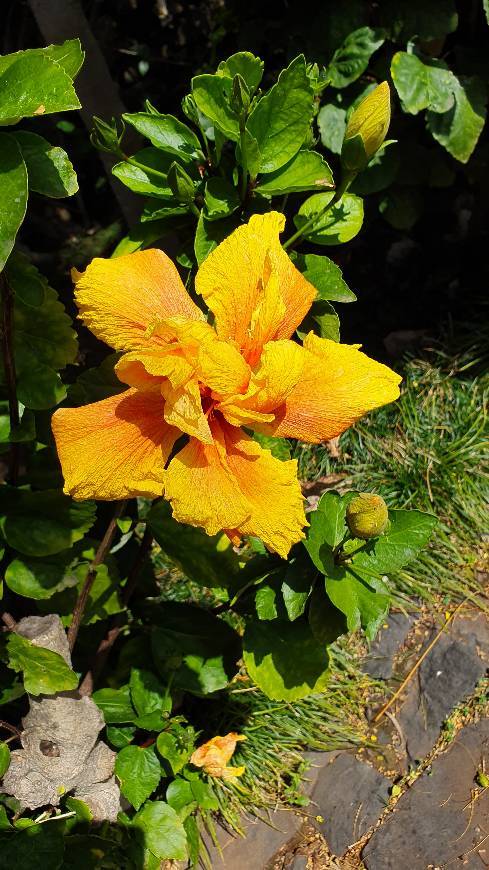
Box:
[156,728,194,776]
[191,74,239,141]
[255,574,282,620]
[5,550,80,600]
[351,145,400,195]
[6,633,78,695]
[122,113,203,162]
[140,202,191,223]
[380,0,458,41]
[317,104,347,155]
[0,52,80,123]
[204,177,241,221]
[115,745,161,810]
[243,617,330,700]
[130,668,171,731]
[379,186,424,230]
[353,509,437,575]
[295,191,364,245]
[391,52,456,115]
[427,76,487,164]
[0,400,35,444]
[304,491,350,572]
[293,253,356,303]
[5,250,45,306]
[257,150,333,195]
[13,131,78,197]
[325,569,390,641]
[282,550,314,621]
[43,39,84,79]
[252,432,291,460]
[36,550,123,626]
[297,300,340,342]
[16,363,66,410]
[67,354,124,406]
[218,52,264,94]
[326,27,384,89]
[92,686,136,724]
[308,584,348,646]
[112,148,174,197]
[132,801,187,862]
[0,134,27,271]
[247,55,314,173]
[0,487,96,557]
[147,499,240,589]
[151,602,241,695]
[194,211,238,265]
[0,742,10,778]
[106,725,136,749]
[0,823,65,870]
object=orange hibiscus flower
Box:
[190,732,246,780]
[52,212,400,558]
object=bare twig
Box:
[0,719,22,740]
[67,501,127,652]
[78,525,153,695]
[1,272,20,485]
[0,611,17,631]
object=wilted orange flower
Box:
[190,732,246,779]
[52,212,400,557]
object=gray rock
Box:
[363,718,489,869]
[312,753,391,855]
[398,618,487,762]
[363,613,414,680]
[290,855,308,870]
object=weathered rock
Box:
[311,753,391,855]
[75,776,121,823]
[363,613,414,681]
[15,614,72,666]
[363,718,489,869]
[397,616,488,762]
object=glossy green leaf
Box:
[353,509,438,575]
[115,745,161,810]
[11,268,77,369]
[4,250,45,306]
[42,39,84,79]
[297,300,340,342]
[282,550,314,621]
[351,144,400,195]
[194,211,238,265]
[16,362,66,410]
[130,668,171,731]
[218,52,264,94]
[67,354,124,406]
[391,52,456,116]
[13,131,78,197]
[317,103,347,155]
[243,617,330,700]
[325,569,390,641]
[0,134,27,271]
[326,27,384,89]
[427,75,487,164]
[112,148,174,197]
[157,728,194,776]
[204,176,240,220]
[0,487,96,557]
[151,602,241,695]
[295,191,364,245]
[0,52,80,123]
[0,401,35,444]
[6,633,78,695]
[37,552,123,626]
[92,686,136,724]
[140,201,191,223]
[191,74,239,140]
[304,491,351,572]
[380,0,458,41]
[308,584,348,646]
[252,432,291,460]
[0,741,10,778]
[106,725,136,749]
[5,549,80,600]
[293,253,356,303]
[147,499,239,588]
[0,823,65,870]
[257,150,333,195]
[132,801,187,862]
[247,55,314,172]
[122,113,203,161]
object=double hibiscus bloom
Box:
[53,212,400,558]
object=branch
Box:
[1,273,20,486]
[78,526,154,695]
[67,501,127,652]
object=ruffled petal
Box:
[195,212,317,361]
[259,334,401,443]
[73,249,203,351]
[52,389,178,500]
[165,417,306,558]
[162,379,213,444]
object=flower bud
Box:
[346,493,389,540]
[341,81,391,173]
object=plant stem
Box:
[78,525,154,695]
[0,720,22,740]
[283,172,355,251]
[0,272,20,486]
[67,501,127,652]
[125,155,169,183]
[239,120,248,203]
[189,201,201,218]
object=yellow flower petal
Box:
[165,418,306,558]
[115,349,194,391]
[195,212,317,360]
[52,389,178,500]
[162,378,213,444]
[73,249,203,351]
[258,334,401,443]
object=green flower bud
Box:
[167,161,196,204]
[346,493,389,540]
[341,81,391,173]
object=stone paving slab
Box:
[397,614,489,763]
[363,613,414,681]
[311,752,391,856]
[363,718,489,869]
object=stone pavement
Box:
[199,607,489,869]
